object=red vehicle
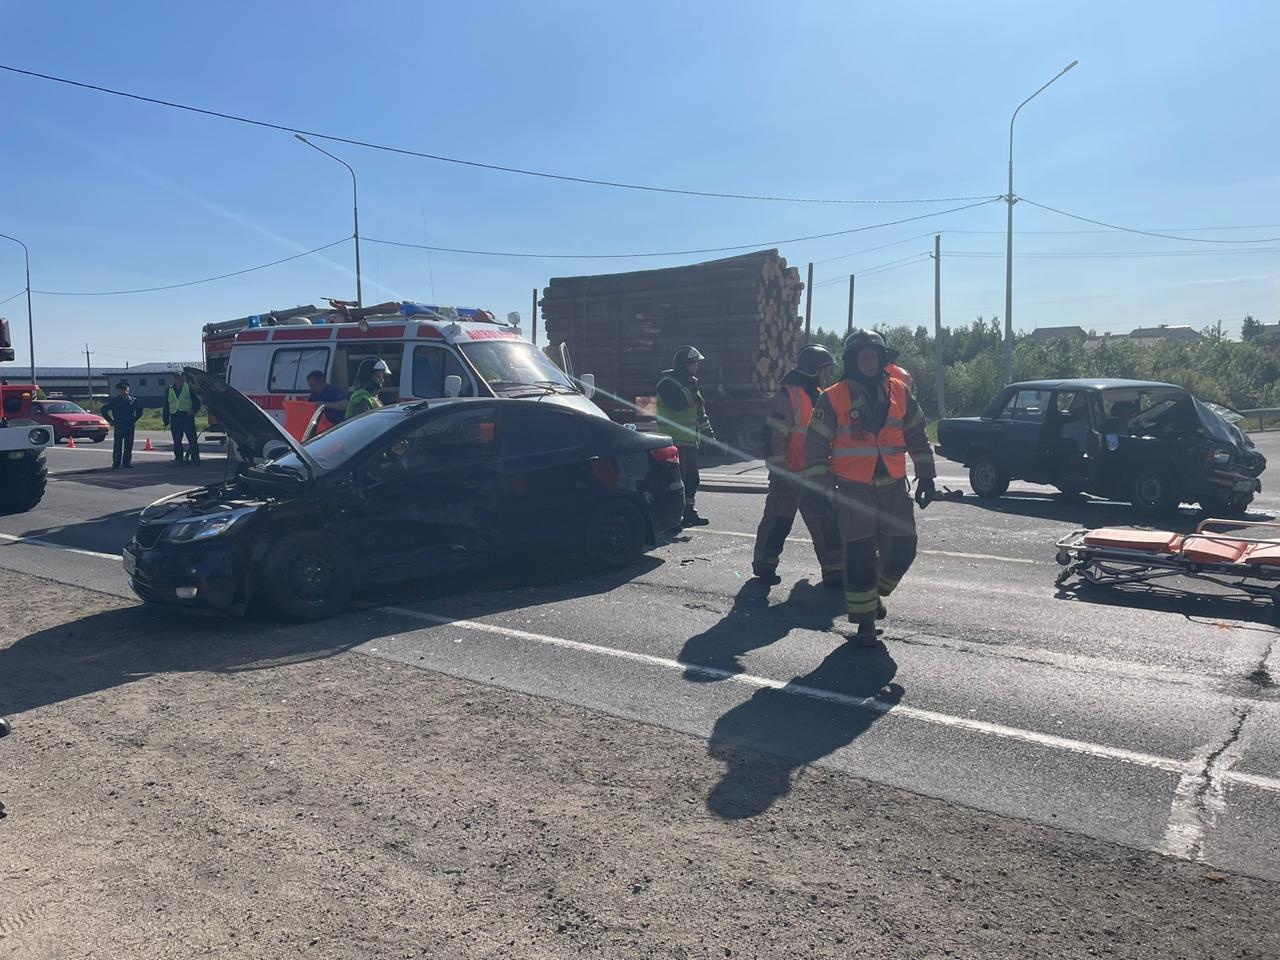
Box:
[27,398,110,443]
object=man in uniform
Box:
[102,380,142,470]
[751,344,843,587]
[162,370,202,464]
[346,358,390,419]
[306,369,349,428]
[657,346,714,527]
[804,330,936,644]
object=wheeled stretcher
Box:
[1055,520,1280,607]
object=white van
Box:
[224,304,603,433]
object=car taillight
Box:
[649,445,680,464]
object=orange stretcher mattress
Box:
[1082,529,1183,552]
[1181,536,1248,564]
[1242,543,1280,566]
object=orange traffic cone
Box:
[144,436,153,451]
[66,435,76,449]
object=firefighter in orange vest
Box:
[804,330,936,645]
[751,344,844,587]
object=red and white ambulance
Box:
[208,301,602,440]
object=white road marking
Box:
[0,531,121,561]
[377,606,1280,801]
[696,527,1040,565]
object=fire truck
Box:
[0,318,53,514]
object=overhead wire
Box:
[363,198,1002,260]
[948,247,1280,259]
[0,63,997,206]
[0,288,25,306]
[1020,198,1280,244]
[33,236,351,296]
[812,252,930,287]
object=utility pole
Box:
[0,233,34,383]
[846,274,856,333]
[1003,59,1078,383]
[531,288,539,346]
[804,261,814,339]
[933,234,945,418]
[84,343,93,405]
[295,134,363,307]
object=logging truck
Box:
[541,249,805,457]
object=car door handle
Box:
[578,454,600,463]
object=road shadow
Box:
[1,505,145,555]
[50,456,232,490]
[0,555,666,720]
[678,578,845,682]
[948,490,1274,530]
[1055,577,1280,627]
[705,641,900,820]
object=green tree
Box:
[1241,314,1263,341]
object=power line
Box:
[949,247,1280,259]
[0,288,24,306]
[946,224,1280,235]
[364,199,1001,260]
[33,236,350,296]
[813,253,929,287]
[0,63,999,207]
[813,232,937,265]
[1020,198,1280,244]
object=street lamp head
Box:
[1063,59,1079,73]
[294,133,308,143]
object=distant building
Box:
[105,362,204,408]
[8,366,119,404]
[1028,325,1088,342]
[1127,324,1204,344]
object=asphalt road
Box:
[3,431,1279,880]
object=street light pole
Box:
[295,134,363,307]
[1003,59,1078,384]
[0,232,35,383]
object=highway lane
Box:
[1,434,1277,879]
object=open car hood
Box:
[183,367,313,472]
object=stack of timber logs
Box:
[540,249,804,403]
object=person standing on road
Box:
[162,371,202,464]
[102,380,143,470]
[657,345,715,527]
[804,330,936,645]
[751,345,844,587]
[306,370,349,428]
[346,359,390,419]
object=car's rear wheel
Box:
[1130,468,1177,515]
[261,531,351,620]
[969,455,1009,499]
[584,498,648,569]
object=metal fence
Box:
[1241,408,1280,431]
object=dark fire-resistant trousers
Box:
[752,473,844,579]
[832,478,918,623]
[678,444,700,510]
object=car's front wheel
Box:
[91,433,107,443]
[584,498,648,569]
[1200,492,1252,518]
[969,454,1009,499]
[261,531,352,620]
[1130,468,1177,515]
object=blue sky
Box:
[1,0,1276,368]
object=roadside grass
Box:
[134,410,209,433]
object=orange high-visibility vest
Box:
[782,385,814,471]
[886,363,914,392]
[826,377,909,483]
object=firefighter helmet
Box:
[842,329,888,359]
[672,345,706,367]
[796,344,835,377]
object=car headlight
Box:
[28,428,50,445]
[165,507,257,543]
[1212,449,1232,465]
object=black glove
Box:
[914,477,937,509]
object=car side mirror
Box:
[580,373,596,400]
[444,375,463,398]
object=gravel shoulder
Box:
[1,571,1277,959]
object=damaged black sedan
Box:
[124,368,684,619]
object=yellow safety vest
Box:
[167,383,193,415]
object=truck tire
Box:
[733,413,770,459]
[0,454,47,515]
[969,454,1009,499]
[1130,468,1177,515]
[261,531,351,621]
[584,498,647,570]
